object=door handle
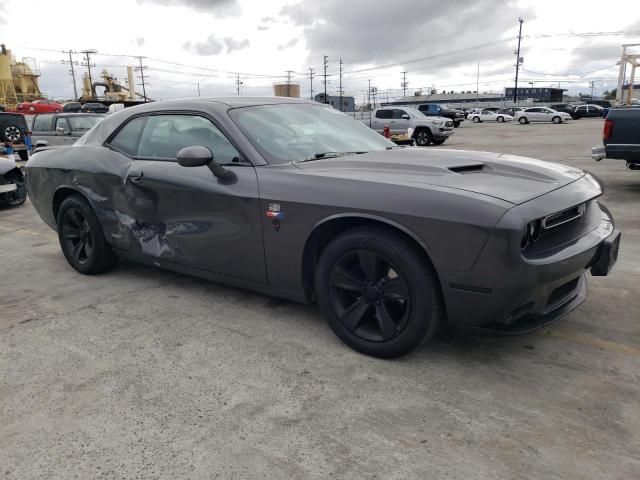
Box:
[128,170,144,183]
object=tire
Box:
[1,123,24,143]
[453,121,461,127]
[552,116,561,124]
[414,128,433,147]
[432,139,446,145]
[315,227,441,358]
[518,117,528,125]
[472,116,480,123]
[56,195,118,275]
[18,150,29,161]
[497,116,504,123]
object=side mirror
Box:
[401,114,410,120]
[177,145,227,178]
[56,127,68,136]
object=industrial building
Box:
[504,87,566,103]
[387,92,505,106]
[314,93,355,112]
[0,44,42,107]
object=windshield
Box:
[230,103,395,165]
[68,115,103,130]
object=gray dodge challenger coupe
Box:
[26,97,621,358]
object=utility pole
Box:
[476,61,479,107]
[135,56,148,102]
[339,58,343,111]
[513,17,524,104]
[197,81,201,97]
[285,70,294,97]
[590,80,595,99]
[308,67,315,100]
[367,79,371,111]
[235,74,243,95]
[401,71,408,99]
[80,49,97,99]
[322,55,328,104]
[62,50,79,100]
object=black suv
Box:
[0,112,30,160]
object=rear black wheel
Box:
[6,171,27,207]
[315,227,441,358]
[552,116,561,124]
[57,195,118,274]
[18,150,29,161]
[472,116,480,123]
[518,117,528,124]
[1,123,23,143]
[453,121,461,128]
[497,116,504,123]
[413,128,433,147]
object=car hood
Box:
[293,148,585,205]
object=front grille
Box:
[546,277,580,309]
[542,203,585,230]
[445,121,453,127]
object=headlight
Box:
[432,119,443,126]
[521,219,542,249]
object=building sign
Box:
[505,87,552,99]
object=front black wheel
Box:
[414,129,433,146]
[57,195,118,274]
[453,121,461,128]
[315,227,441,358]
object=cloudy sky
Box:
[1,0,639,102]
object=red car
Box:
[16,99,63,114]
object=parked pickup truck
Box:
[417,104,466,127]
[366,107,454,146]
[28,113,104,150]
[592,107,640,170]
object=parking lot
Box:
[1,118,638,479]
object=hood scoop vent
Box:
[448,163,486,174]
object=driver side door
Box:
[107,112,267,284]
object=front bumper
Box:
[440,183,619,333]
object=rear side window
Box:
[375,110,392,119]
[56,117,70,132]
[109,116,146,156]
[392,110,407,119]
[32,114,53,131]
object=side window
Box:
[32,114,53,131]
[56,117,70,132]
[375,110,392,119]
[137,114,241,164]
[392,109,407,119]
[109,116,147,156]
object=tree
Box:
[604,88,617,100]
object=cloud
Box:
[261,16,276,23]
[278,38,298,51]
[224,37,250,53]
[257,25,269,31]
[136,37,145,47]
[280,0,534,75]
[136,0,240,16]
[184,34,249,55]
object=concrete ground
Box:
[1,118,638,479]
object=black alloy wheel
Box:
[56,195,118,274]
[328,249,411,342]
[315,227,441,358]
[61,206,94,266]
[414,129,432,146]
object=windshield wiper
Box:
[294,151,367,163]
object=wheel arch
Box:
[301,214,444,310]
[52,186,89,223]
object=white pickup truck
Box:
[363,106,454,146]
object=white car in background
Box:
[513,107,572,125]
[469,109,513,123]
